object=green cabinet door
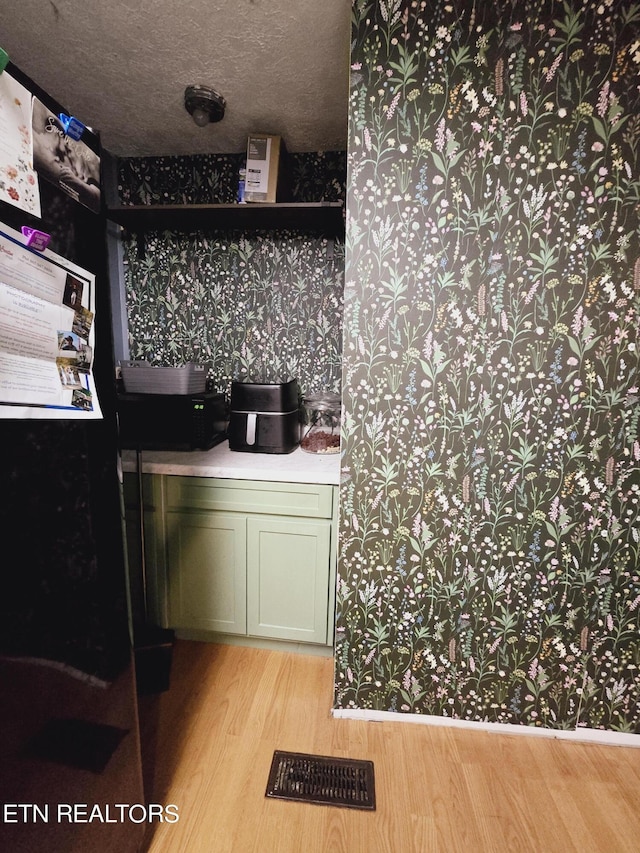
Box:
[246,516,331,644]
[167,511,247,634]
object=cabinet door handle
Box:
[246,412,257,446]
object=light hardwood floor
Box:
[138,641,640,853]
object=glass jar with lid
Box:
[300,391,341,454]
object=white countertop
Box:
[121,440,341,485]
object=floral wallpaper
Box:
[117,151,346,397]
[335,0,640,732]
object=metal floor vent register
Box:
[265,750,376,811]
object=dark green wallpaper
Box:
[117,151,346,397]
[335,0,640,732]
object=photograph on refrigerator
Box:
[31,97,101,214]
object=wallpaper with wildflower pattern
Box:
[117,151,346,397]
[335,0,640,732]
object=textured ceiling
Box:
[1,0,351,157]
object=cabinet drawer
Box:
[165,477,334,519]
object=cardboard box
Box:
[245,134,288,203]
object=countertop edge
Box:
[120,443,341,486]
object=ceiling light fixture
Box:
[184,85,226,127]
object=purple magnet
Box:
[21,227,51,251]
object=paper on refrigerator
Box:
[0,71,41,216]
[0,222,102,419]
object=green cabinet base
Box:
[124,474,337,650]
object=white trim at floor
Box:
[331,708,640,747]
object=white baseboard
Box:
[331,707,640,747]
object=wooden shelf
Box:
[107,202,344,237]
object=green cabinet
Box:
[246,515,332,643]
[124,473,337,648]
[167,511,247,635]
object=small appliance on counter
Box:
[117,361,227,451]
[228,378,300,454]
[117,391,227,451]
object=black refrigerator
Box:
[0,63,146,852]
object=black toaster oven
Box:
[117,391,227,451]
